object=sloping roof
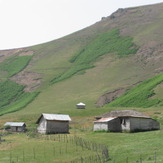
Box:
[4,122,26,127]
[94,117,117,123]
[76,102,85,106]
[96,110,150,119]
[36,113,71,123]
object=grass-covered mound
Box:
[108,73,163,108]
[51,29,138,83]
[0,80,39,116]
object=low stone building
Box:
[94,110,160,132]
[76,102,86,109]
[36,113,71,134]
[4,122,26,132]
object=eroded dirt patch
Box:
[96,88,126,107]
[18,50,34,56]
[0,49,23,63]
[11,71,41,92]
[96,81,142,107]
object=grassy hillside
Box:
[0,55,39,116]
[0,3,163,163]
[0,2,162,122]
[51,29,138,83]
[0,55,32,78]
[108,73,163,107]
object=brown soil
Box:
[96,81,142,107]
[11,71,41,92]
[0,48,41,92]
[18,50,34,56]
[0,49,22,63]
[96,88,126,107]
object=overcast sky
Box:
[0,0,162,50]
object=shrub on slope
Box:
[0,80,39,116]
[0,55,39,116]
[51,29,138,83]
[0,55,32,77]
[108,73,163,108]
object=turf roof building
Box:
[94,110,160,132]
[36,113,71,134]
[4,122,26,132]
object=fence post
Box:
[126,157,128,163]
[154,151,156,163]
[33,148,36,159]
[9,152,12,163]
[140,155,142,163]
[23,149,25,162]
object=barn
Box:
[93,110,160,132]
[4,122,26,132]
[36,113,71,134]
[76,102,86,109]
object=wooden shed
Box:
[94,110,160,132]
[36,113,71,134]
[76,102,86,109]
[4,122,26,132]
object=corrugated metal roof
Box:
[76,102,85,106]
[4,122,26,127]
[42,113,71,121]
[94,117,117,122]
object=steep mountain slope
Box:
[0,3,163,121]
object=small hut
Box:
[4,122,26,132]
[36,113,71,134]
[76,102,86,109]
[94,110,160,132]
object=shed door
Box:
[121,118,130,131]
[16,127,18,131]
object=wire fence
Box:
[0,132,162,163]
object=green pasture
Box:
[0,55,39,116]
[0,127,163,163]
[0,80,39,116]
[0,133,105,163]
[85,129,163,163]
[51,29,138,83]
[0,5,163,162]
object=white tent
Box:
[76,102,86,109]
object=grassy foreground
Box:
[0,127,163,163]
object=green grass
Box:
[0,80,39,116]
[0,53,39,116]
[85,129,163,163]
[0,127,162,163]
[108,73,163,107]
[0,55,32,77]
[0,80,25,108]
[51,29,138,83]
[0,4,162,163]
[0,133,101,163]
[0,91,39,116]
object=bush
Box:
[108,73,163,107]
[0,55,32,77]
[51,28,138,83]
